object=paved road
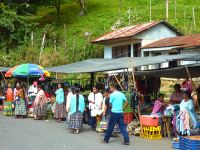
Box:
[0,113,173,150]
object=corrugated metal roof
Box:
[135,63,200,78]
[92,21,182,45]
[46,54,200,73]
[142,34,200,49]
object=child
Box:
[151,93,166,116]
[4,83,14,116]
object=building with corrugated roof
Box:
[92,21,182,60]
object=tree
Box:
[0,5,35,54]
[50,0,62,24]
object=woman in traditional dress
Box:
[4,83,14,116]
[14,83,27,118]
[68,88,85,134]
[170,84,184,104]
[176,91,200,135]
[33,85,47,120]
[54,83,65,122]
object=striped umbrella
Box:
[5,64,50,78]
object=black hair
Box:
[93,85,99,90]
[109,84,117,89]
[174,84,181,89]
[37,85,42,89]
[184,90,192,99]
[104,88,110,93]
[58,83,62,87]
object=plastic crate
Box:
[123,112,133,124]
[180,136,200,150]
[140,126,162,140]
[140,115,159,126]
[172,141,179,149]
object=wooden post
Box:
[166,0,169,20]
[39,33,46,65]
[150,0,152,21]
[54,34,57,52]
[113,74,124,91]
[64,24,67,53]
[193,7,196,28]
[174,0,176,19]
[90,73,95,90]
[31,31,34,46]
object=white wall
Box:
[136,23,178,47]
[180,49,200,65]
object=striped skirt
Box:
[4,101,13,116]
[15,99,27,116]
[69,112,83,129]
[54,103,65,119]
[34,104,47,117]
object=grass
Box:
[2,0,200,67]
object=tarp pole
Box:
[90,73,95,90]
[113,75,124,91]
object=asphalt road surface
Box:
[0,113,173,150]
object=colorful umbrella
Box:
[5,64,50,78]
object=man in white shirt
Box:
[88,86,103,130]
[28,81,38,104]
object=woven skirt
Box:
[34,104,47,117]
[4,101,13,116]
[15,99,26,116]
[54,103,65,119]
[69,112,83,129]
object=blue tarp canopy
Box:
[46,54,200,74]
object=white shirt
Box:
[28,85,38,97]
[88,92,103,110]
[66,92,74,111]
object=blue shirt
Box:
[69,94,85,115]
[109,91,126,113]
[55,88,64,104]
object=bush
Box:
[16,3,36,15]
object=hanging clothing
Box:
[69,94,85,129]
[176,99,200,135]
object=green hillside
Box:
[1,0,200,67]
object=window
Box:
[133,43,141,57]
[112,45,131,58]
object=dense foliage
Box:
[0,0,200,67]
